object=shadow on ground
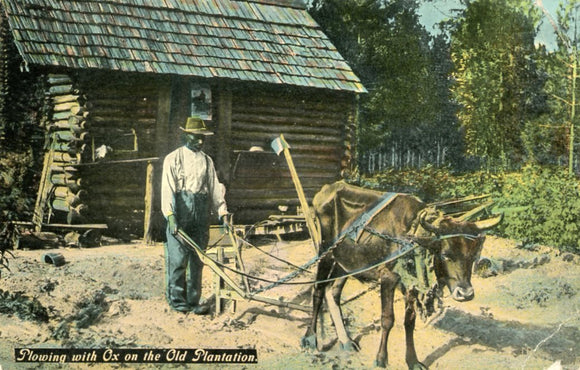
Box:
[424,308,579,366]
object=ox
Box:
[301,181,502,369]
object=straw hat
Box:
[179,116,214,135]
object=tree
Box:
[310,0,461,171]
[533,1,580,173]
[0,11,46,267]
[449,0,544,170]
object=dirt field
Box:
[0,232,578,370]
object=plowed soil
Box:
[0,234,578,369]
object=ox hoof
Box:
[374,359,387,368]
[408,362,428,370]
[300,335,317,350]
[339,340,360,352]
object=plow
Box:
[181,136,498,315]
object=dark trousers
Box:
[165,191,209,309]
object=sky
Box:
[418,0,568,50]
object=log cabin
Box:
[0,0,366,241]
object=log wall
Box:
[35,73,357,237]
[226,85,355,223]
[33,73,91,228]
[77,72,161,237]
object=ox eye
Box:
[441,254,454,262]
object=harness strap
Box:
[175,147,210,193]
[335,192,398,245]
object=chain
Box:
[250,233,349,294]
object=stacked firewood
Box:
[44,74,90,224]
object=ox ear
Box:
[474,213,503,231]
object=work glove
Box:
[167,214,178,235]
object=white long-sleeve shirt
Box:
[161,146,228,219]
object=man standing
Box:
[161,116,229,314]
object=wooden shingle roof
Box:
[1,0,366,93]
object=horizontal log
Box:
[50,164,78,173]
[43,223,108,229]
[50,175,82,189]
[89,197,145,211]
[51,142,87,154]
[232,102,348,118]
[68,115,89,128]
[229,176,331,190]
[52,152,80,163]
[91,104,156,116]
[232,166,338,179]
[51,94,85,105]
[52,197,87,212]
[230,138,342,155]
[52,194,84,211]
[54,186,87,200]
[90,116,157,126]
[90,98,154,108]
[232,113,348,130]
[231,121,342,136]
[84,86,158,98]
[231,149,340,163]
[50,120,76,131]
[70,106,87,115]
[54,101,80,113]
[233,91,351,113]
[89,187,144,197]
[231,131,342,145]
[50,172,76,182]
[47,75,73,85]
[54,131,89,142]
[48,84,73,95]
[50,123,86,136]
[52,111,71,121]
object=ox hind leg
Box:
[324,276,359,351]
[375,270,399,368]
[404,288,427,370]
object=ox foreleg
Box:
[301,281,325,350]
[301,258,335,350]
[375,271,399,368]
[325,276,359,351]
[404,288,427,370]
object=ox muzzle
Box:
[450,284,474,302]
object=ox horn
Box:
[474,213,503,231]
[419,208,443,235]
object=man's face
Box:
[185,133,204,151]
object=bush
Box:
[495,165,580,253]
[0,149,38,275]
[354,165,580,254]
[355,166,501,202]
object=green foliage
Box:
[357,165,580,253]
[0,289,49,322]
[355,165,499,203]
[0,13,45,271]
[309,0,462,168]
[495,165,580,253]
[0,151,37,274]
[449,0,545,169]
[0,150,37,221]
